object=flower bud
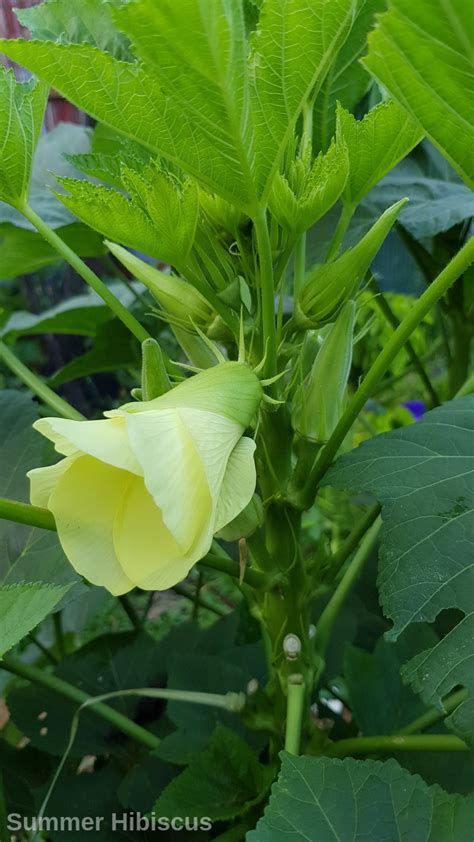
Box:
[106,241,214,328]
[292,300,356,443]
[296,198,408,328]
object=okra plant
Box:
[0,0,473,839]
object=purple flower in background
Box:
[403,400,425,421]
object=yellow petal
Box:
[28,455,77,507]
[215,437,257,532]
[113,476,195,590]
[48,455,135,595]
[34,416,142,474]
[123,407,213,552]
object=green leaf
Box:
[325,396,474,742]
[118,753,175,813]
[0,582,70,658]
[0,222,106,280]
[55,178,161,257]
[337,99,423,205]
[344,626,436,735]
[312,0,387,153]
[248,753,474,841]
[363,0,474,189]
[0,287,136,339]
[16,0,133,60]
[251,0,357,198]
[155,724,268,822]
[0,68,48,207]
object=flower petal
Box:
[113,476,195,590]
[48,455,135,595]
[123,407,214,552]
[28,455,77,507]
[34,416,142,474]
[214,437,257,532]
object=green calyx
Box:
[296,198,408,328]
[122,361,263,429]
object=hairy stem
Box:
[0,340,84,421]
[328,734,469,757]
[254,208,277,378]
[300,237,474,503]
[316,517,381,661]
[284,674,306,755]
[21,202,151,345]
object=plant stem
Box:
[0,655,160,750]
[199,551,272,589]
[325,502,381,583]
[316,517,381,660]
[0,497,56,531]
[20,202,151,345]
[325,202,354,261]
[53,612,65,658]
[284,674,306,755]
[118,594,141,630]
[328,734,469,757]
[369,277,440,406]
[300,237,474,503]
[396,688,469,736]
[254,208,277,378]
[0,340,84,421]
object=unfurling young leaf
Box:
[0,68,48,208]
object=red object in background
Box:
[0,0,87,127]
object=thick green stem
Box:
[21,202,151,345]
[369,278,440,406]
[328,734,469,757]
[0,497,56,530]
[0,340,84,421]
[254,208,277,378]
[293,234,306,307]
[396,688,469,736]
[284,674,306,755]
[300,237,474,503]
[325,202,354,261]
[200,550,271,589]
[1,655,160,750]
[316,517,381,660]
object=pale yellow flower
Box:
[28,363,262,594]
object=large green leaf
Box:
[363,0,474,189]
[312,0,386,153]
[337,99,423,205]
[155,724,269,822]
[0,222,106,281]
[48,320,141,387]
[248,753,474,841]
[0,68,48,208]
[1,0,357,207]
[325,397,474,740]
[0,582,70,658]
